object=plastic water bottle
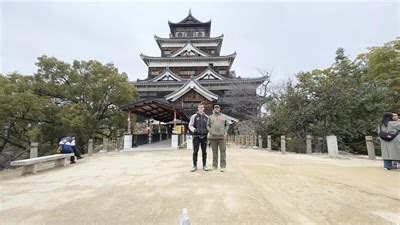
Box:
[179,208,191,225]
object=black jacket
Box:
[189,113,208,136]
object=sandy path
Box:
[1,148,399,225]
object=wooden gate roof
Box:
[121,98,189,123]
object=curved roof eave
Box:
[168,20,211,27]
[154,34,224,42]
[140,52,236,60]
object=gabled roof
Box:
[170,42,209,57]
[154,34,224,43]
[140,52,236,60]
[140,52,237,67]
[121,98,188,123]
[132,76,267,87]
[168,9,211,26]
[195,66,225,81]
[152,68,182,82]
[154,34,224,56]
[165,78,218,102]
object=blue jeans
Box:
[384,160,393,169]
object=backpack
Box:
[379,125,399,142]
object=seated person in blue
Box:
[61,139,76,164]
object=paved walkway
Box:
[1,148,399,224]
[133,139,171,151]
[124,139,173,151]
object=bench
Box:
[10,153,75,175]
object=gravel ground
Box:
[1,147,399,225]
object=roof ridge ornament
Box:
[169,10,210,25]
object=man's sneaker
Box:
[191,166,197,172]
[220,168,225,172]
[203,165,209,171]
[212,166,218,171]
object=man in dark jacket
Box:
[189,103,209,172]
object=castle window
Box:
[219,70,226,75]
[151,71,159,76]
[164,50,171,55]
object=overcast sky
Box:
[2,1,399,82]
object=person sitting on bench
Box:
[71,136,83,160]
[61,140,76,164]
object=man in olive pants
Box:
[207,105,229,172]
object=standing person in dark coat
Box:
[188,103,209,172]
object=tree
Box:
[261,39,398,154]
[0,56,137,169]
[33,56,138,151]
[357,39,400,111]
[0,73,53,168]
[223,69,272,135]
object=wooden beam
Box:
[127,110,131,134]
